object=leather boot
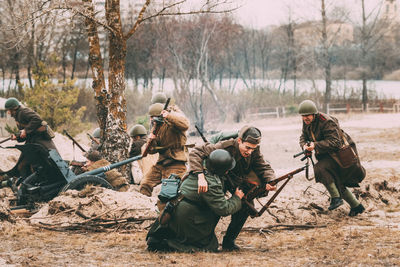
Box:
[328,197,343,210]
[222,237,240,251]
[349,204,365,216]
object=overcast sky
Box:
[232,0,385,28]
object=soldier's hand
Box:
[161,110,169,118]
[197,173,208,193]
[19,129,26,139]
[304,142,315,151]
[234,188,244,199]
[266,184,277,191]
[11,134,17,140]
[149,133,156,140]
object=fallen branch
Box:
[242,224,327,233]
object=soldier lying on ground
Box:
[84,151,130,192]
[298,100,366,216]
[146,149,244,252]
[189,125,276,251]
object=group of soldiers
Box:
[3,94,366,253]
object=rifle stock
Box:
[142,98,171,157]
[87,133,100,145]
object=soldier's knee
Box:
[139,184,153,197]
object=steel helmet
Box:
[298,100,318,115]
[92,128,101,138]
[148,103,164,116]
[151,92,167,104]
[5,97,20,110]
[206,149,236,176]
[129,124,147,137]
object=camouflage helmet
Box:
[148,103,164,116]
[92,128,101,138]
[5,97,20,110]
[129,124,147,137]
[151,92,167,104]
[206,149,236,176]
[298,100,318,115]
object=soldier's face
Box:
[7,109,16,117]
[302,114,314,125]
[238,139,258,158]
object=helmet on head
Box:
[151,92,167,104]
[92,128,101,138]
[298,100,318,115]
[206,149,236,176]
[129,124,147,137]
[148,103,164,116]
[5,97,20,110]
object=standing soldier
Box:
[188,125,276,251]
[139,101,189,197]
[298,100,365,216]
[5,97,56,150]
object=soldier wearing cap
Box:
[139,99,189,197]
[298,100,365,216]
[188,125,276,251]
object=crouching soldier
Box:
[298,100,366,216]
[146,149,244,252]
[84,151,130,192]
[129,124,147,157]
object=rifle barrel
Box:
[0,136,12,145]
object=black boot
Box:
[349,204,365,216]
[328,197,344,210]
[222,237,240,251]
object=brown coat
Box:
[13,106,56,150]
[148,105,189,163]
[188,139,275,192]
[299,112,364,187]
[87,159,129,192]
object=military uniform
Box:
[299,112,365,189]
[139,105,189,196]
[12,106,56,150]
[129,136,147,157]
[86,159,130,192]
[188,138,275,247]
[147,172,242,252]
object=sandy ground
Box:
[0,112,399,266]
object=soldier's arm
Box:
[165,111,189,131]
[314,120,342,154]
[251,148,276,183]
[23,109,43,135]
[188,142,221,173]
[201,175,242,217]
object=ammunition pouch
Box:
[39,121,55,139]
[158,174,181,202]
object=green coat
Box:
[148,172,242,252]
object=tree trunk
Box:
[321,0,331,113]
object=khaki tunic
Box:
[147,172,242,252]
[299,112,365,188]
[13,106,56,150]
[188,139,275,191]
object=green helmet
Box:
[298,100,318,115]
[92,128,101,138]
[206,149,236,176]
[151,92,167,104]
[5,97,20,110]
[148,103,164,116]
[129,124,147,137]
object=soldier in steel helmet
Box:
[188,125,276,251]
[4,97,56,150]
[129,124,147,157]
[147,149,244,252]
[139,100,189,197]
[87,127,101,154]
[298,99,365,216]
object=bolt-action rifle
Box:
[142,98,171,157]
[63,130,86,153]
[195,125,208,143]
[242,161,309,218]
[0,136,12,145]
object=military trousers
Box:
[139,161,187,197]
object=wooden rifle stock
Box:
[87,133,100,145]
[142,98,171,157]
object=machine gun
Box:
[142,98,170,157]
[242,164,308,218]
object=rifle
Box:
[294,141,315,180]
[63,130,86,153]
[0,136,12,145]
[242,164,308,218]
[87,132,100,145]
[195,125,208,143]
[142,98,171,157]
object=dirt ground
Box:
[0,112,399,267]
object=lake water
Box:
[2,78,400,99]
